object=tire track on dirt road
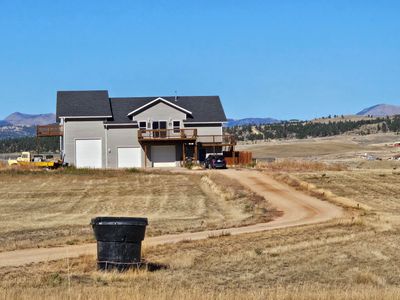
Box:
[0,169,343,267]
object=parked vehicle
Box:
[8,152,61,169]
[204,154,227,169]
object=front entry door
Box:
[152,121,167,138]
[159,121,167,138]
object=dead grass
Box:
[2,285,400,300]
[272,172,370,210]
[295,169,400,214]
[1,215,399,299]
[0,169,274,252]
[0,160,7,169]
[257,159,347,172]
[237,133,398,164]
[3,135,400,298]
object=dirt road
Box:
[0,169,342,267]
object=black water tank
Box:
[91,216,148,271]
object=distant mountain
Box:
[0,112,55,140]
[357,104,400,117]
[4,112,56,126]
[0,124,36,140]
[227,117,280,127]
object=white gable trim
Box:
[126,97,192,117]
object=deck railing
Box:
[138,129,198,140]
[197,134,236,145]
[36,124,64,137]
[138,129,235,145]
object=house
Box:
[39,90,235,168]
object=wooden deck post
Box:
[194,143,198,163]
[144,144,147,168]
[182,143,186,164]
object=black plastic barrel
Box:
[90,216,148,271]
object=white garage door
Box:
[75,139,102,168]
[152,145,176,167]
[118,147,142,168]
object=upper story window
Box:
[173,121,181,133]
[139,121,147,130]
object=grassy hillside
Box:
[226,115,400,141]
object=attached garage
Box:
[117,147,142,168]
[151,145,176,167]
[75,139,102,168]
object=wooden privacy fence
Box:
[224,151,253,165]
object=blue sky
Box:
[0,1,399,120]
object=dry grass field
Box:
[2,134,400,299]
[1,201,399,299]
[0,168,273,252]
[237,133,400,164]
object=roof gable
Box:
[127,97,192,117]
[107,96,226,124]
[56,91,227,124]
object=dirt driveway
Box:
[0,169,342,267]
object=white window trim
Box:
[127,97,192,116]
[173,120,181,133]
[138,121,147,129]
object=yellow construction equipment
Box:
[8,152,61,169]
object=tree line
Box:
[0,136,59,153]
[225,116,400,141]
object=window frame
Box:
[173,120,181,133]
[138,121,147,129]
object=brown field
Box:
[0,169,272,252]
[1,181,399,299]
[2,134,400,299]
[237,133,400,164]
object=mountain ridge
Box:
[356,104,400,117]
[4,112,56,126]
[226,117,280,127]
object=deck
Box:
[138,129,236,146]
[36,125,64,137]
[138,129,197,142]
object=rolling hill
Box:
[0,112,55,140]
[226,117,280,127]
[357,104,400,117]
[4,112,56,126]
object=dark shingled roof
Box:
[107,96,227,124]
[56,91,226,123]
[56,90,111,120]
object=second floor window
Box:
[173,121,180,133]
[139,121,147,130]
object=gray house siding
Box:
[63,120,106,167]
[133,102,187,125]
[106,127,146,168]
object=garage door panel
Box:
[152,145,176,167]
[118,147,142,168]
[76,139,102,169]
